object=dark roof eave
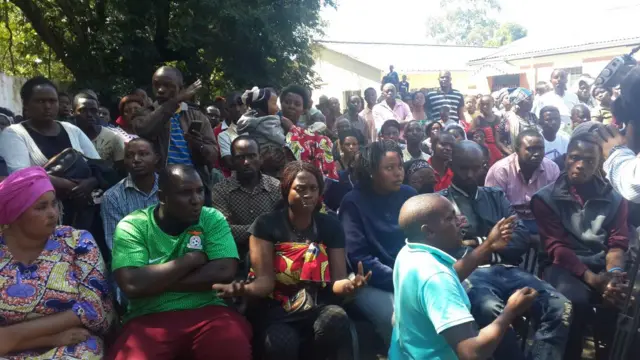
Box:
[468,38,640,65]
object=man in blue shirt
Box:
[391,194,537,360]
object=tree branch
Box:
[10,0,72,70]
[3,0,15,73]
[153,0,171,58]
[52,0,88,45]
[95,0,106,27]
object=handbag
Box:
[43,148,91,178]
[283,287,317,314]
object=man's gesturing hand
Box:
[177,79,203,103]
[485,215,517,252]
[595,124,626,160]
[505,287,538,317]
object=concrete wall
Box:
[510,45,637,88]
[0,73,25,114]
[404,71,477,94]
[312,46,481,104]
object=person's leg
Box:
[465,267,526,360]
[351,286,394,346]
[262,323,301,360]
[502,268,572,360]
[312,305,352,360]
[107,311,188,360]
[521,219,539,235]
[189,306,252,360]
[544,265,593,360]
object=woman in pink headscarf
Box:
[0,167,114,359]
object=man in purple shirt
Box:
[372,83,413,135]
[485,129,560,234]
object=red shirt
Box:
[428,158,454,191]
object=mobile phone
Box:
[188,120,203,134]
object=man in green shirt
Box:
[109,164,252,360]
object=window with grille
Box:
[560,67,583,88]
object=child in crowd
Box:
[591,86,614,125]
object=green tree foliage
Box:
[4,0,332,105]
[484,22,528,47]
[0,1,72,82]
[426,0,526,47]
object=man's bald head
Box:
[158,164,200,193]
[153,66,184,87]
[452,140,484,163]
[439,70,452,78]
[450,140,485,188]
[157,164,205,224]
[400,194,458,247]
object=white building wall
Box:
[312,58,381,106]
[0,73,25,114]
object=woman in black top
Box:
[0,77,104,233]
[214,161,370,360]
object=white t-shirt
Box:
[532,91,580,126]
[544,132,570,161]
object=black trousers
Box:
[257,305,351,360]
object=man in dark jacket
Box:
[441,140,570,360]
[532,130,630,360]
[132,66,218,203]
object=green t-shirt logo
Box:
[187,231,203,250]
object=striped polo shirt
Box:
[425,89,465,122]
[167,108,193,165]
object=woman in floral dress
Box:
[0,167,114,359]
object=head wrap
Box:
[509,87,533,106]
[574,75,595,92]
[241,87,272,115]
[0,167,54,225]
[406,159,431,179]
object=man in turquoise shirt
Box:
[390,194,538,360]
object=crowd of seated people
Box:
[0,65,637,360]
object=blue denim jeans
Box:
[464,266,571,360]
[351,286,394,347]
[521,219,539,235]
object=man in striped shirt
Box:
[132,66,218,203]
[425,71,466,124]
